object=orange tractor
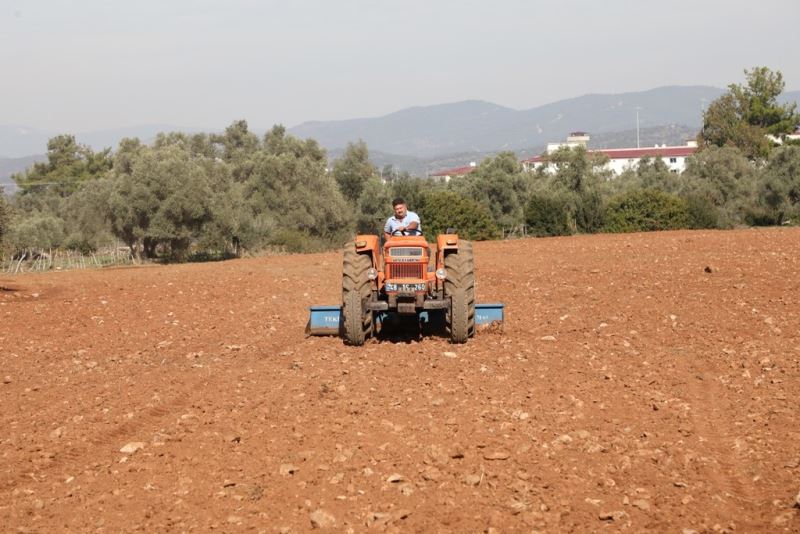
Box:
[340,230,476,345]
[307,231,503,343]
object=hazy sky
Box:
[2,0,798,132]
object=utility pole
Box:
[700,98,708,137]
[636,107,641,148]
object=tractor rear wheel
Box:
[444,240,475,343]
[460,240,476,337]
[342,244,373,346]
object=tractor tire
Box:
[460,240,476,337]
[342,244,373,346]
[444,240,476,343]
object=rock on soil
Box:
[309,509,336,529]
[119,442,146,454]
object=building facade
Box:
[522,133,698,175]
[429,162,477,182]
[430,132,701,180]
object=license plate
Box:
[386,282,427,293]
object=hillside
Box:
[290,86,729,158]
[295,88,800,168]
[2,228,799,530]
[0,125,53,160]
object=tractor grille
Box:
[388,262,426,279]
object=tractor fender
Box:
[353,235,380,267]
[437,234,459,253]
[436,234,459,269]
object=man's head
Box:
[392,197,407,219]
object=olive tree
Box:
[748,145,800,225]
[453,152,529,230]
[333,140,378,203]
[107,139,216,259]
[247,127,352,250]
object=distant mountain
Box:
[0,154,46,195]
[781,90,800,101]
[296,100,520,158]
[1,86,797,169]
[290,86,733,158]
[0,125,53,159]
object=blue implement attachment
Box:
[306,305,343,336]
[475,303,505,325]
[306,303,504,337]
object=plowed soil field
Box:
[2,228,799,532]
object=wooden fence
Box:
[2,247,136,274]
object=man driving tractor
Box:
[384,197,421,240]
[306,197,501,346]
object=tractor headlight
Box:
[367,268,378,280]
[385,282,397,292]
[435,268,447,280]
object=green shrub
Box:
[746,145,800,226]
[419,191,499,240]
[267,229,310,253]
[684,194,720,229]
[266,228,337,253]
[524,193,572,237]
[7,213,66,251]
[743,205,785,226]
[0,193,11,248]
[64,237,97,254]
[604,189,690,233]
[187,250,237,263]
[575,190,605,233]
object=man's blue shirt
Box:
[384,211,421,235]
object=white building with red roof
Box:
[430,132,701,180]
[522,133,698,175]
[429,161,477,182]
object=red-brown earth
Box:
[1,228,799,532]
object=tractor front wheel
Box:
[448,288,470,343]
[342,244,373,346]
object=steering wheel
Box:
[391,228,420,236]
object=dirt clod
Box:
[119,442,145,455]
[309,509,336,529]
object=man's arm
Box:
[405,212,421,233]
[384,219,393,241]
[386,222,414,238]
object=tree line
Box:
[1,66,798,261]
